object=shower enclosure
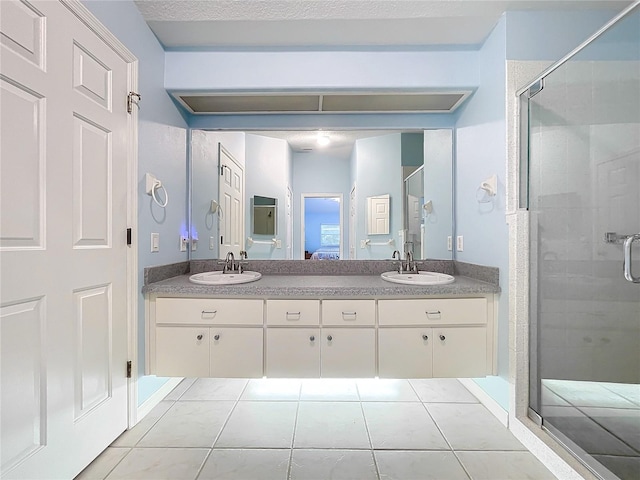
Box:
[521,4,639,479]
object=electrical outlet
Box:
[456,235,464,252]
[447,236,452,251]
[180,235,189,252]
[209,236,215,250]
[151,233,159,252]
[276,239,282,249]
[191,239,197,251]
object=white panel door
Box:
[0,1,131,478]
[218,143,244,258]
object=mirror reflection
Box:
[189,129,453,261]
[252,195,277,236]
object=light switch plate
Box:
[209,236,215,250]
[447,236,452,251]
[276,239,282,249]
[180,236,188,252]
[151,233,159,252]
[456,235,464,252]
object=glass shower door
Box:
[525,5,640,479]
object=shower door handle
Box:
[623,234,640,283]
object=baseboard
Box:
[459,378,509,427]
[136,377,183,422]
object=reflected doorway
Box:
[301,194,343,260]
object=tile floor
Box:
[76,378,556,480]
[542,379,640,480]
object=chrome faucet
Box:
[392,250,404,274]
[238,250,248,274]
[404,251,418,273]
[223,251,235,273]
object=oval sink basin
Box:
[189,271,262,285]
[381,271,455,286]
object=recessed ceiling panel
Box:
[322,93,466,112]
[181,95,320,113]
[177,92,471,114]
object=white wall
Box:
[81,0,188,405]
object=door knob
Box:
[439,334,446,341]
[327,335,333,341]
[309,335,315,342]
[422,334,429,341]
[196,334,203,340]
[214,334,220,340]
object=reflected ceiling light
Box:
[317,134,330,146]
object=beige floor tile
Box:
[375,450,469,480]
[356,379,420,402]
[198,449,290,480]
[75,447,130,480]
[294,402,370,449]
[180,378,248,401]
[104,448,208,480]
[240,378,302,401]
[290,449,377,480]
[456,451,557,480]
[410,379,479,403]
[110,401,173,447]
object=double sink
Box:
[189,269,454,286]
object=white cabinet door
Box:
[378,328,433,378]
[321,328,376,377]
[210,327,263,378]
[266,328,320,377]
[433,327,487,378]
[156,327,209,377]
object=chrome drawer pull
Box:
[341,311,357,320]
[426,310,441,319]
[201,310,217,318]
[286,311,301,320]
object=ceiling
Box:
[138,1,631,152]
[134,0,630,49]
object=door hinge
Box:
[126,228,132,246]
[220,236,223,245]
[127,92,141,114]
[126,361,132,378]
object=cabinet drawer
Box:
[266,300,320,326]
[378,298,487,326]
[322,300,375,326]
[156,298,263,325]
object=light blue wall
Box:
[506,10,623,61]
[354,134,403,259]
[245,134,290,259]
[81,0,188,406]
[165,50,478,91]
[292,151,351,259]
[454,16,510,409]
[423,129,454,260]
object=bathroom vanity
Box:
[144,265,499,380]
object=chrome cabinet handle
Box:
[196,334,203,340]
[341,311,357,320]
[214,334,220,341]
[439,334,446,341]
[309,335,315,342]
[286,311,301,320]
[201,310,217,318]
[327,335,333,341]
[425,310,441,319]
[623,234,640,283]
[422,334,429,341]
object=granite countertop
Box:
[142,273,500,298]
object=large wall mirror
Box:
[189,129,453,261]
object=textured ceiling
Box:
[134,0,631,48]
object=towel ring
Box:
[151,182,168,208]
